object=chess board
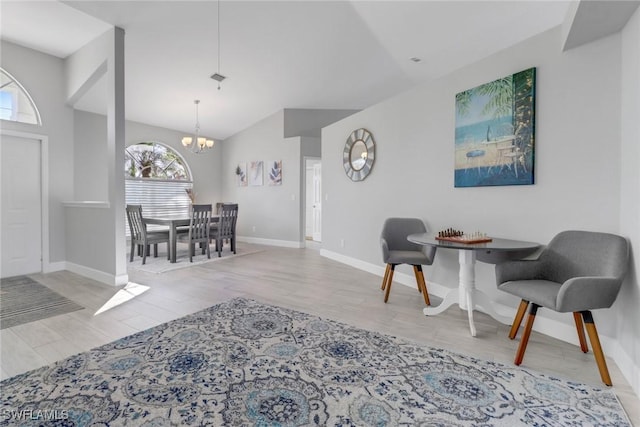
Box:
[435,236,493,244]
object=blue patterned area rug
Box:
[0,298,630,426]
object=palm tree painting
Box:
[454,67,536,187]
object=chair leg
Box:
[413,265,431,306]
[167,242,170,260]
[573,312,589,353]
[142,242,148,265]
[217,239,222,257]
[515,303,538,365]
[381,264,391,291]
[206,240,210,259]
[384,265,396,303]
[582,310,612,386]
[231,237,236,254]
[153,243,158,257]
[509,300,529,339]
[130,241,135,262]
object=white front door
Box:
[1,135,42,277]
[312,162,322,242]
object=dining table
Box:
[144,214,219,263]
[407,232,540,337]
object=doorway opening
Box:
[304,158,321,247]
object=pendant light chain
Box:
[217,0,221,90]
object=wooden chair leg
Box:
[411,266,422,293]
[130,241,135,262]
[384,265,395,303]
[413,265,431,306]
[515,303,538,365]
[153,243,158,257]
[573,312,589,353]
[509,300,529,339]
[381,264,391,291]
[582,311,612,386]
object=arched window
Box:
[0,67,42,125]
[125,141,190,180]
[125,142,193,232]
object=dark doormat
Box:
[0,275,84,329]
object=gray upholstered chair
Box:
[495,230,629,386]
[126,204,170,264]
[380,218,436,305]
[178,204,212,262]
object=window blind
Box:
[125,178,192,235]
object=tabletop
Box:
[407,232,539,251]
[407,232,540,263]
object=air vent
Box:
[210,73,226,83]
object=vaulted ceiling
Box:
[1,1,635,140]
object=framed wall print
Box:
[454,67,536,187]
[249,161,264,186]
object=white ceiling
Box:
[1,0,622,141]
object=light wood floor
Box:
[1,244,638,425]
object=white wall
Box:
[74,110,108,201]
[221,110,303,246]
[0,41,74,266]
[63,28,127,286]
[322,26,636,385]
[74,109,224,211]
[618,6,640,395]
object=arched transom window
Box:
[125,141,190,180]
[0,67,42,125]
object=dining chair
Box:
[212,203,238,257]
[209,202,227,249]
[495,230,629,385]
[126,204,170,264]
[380,217,436,305]
[178,204,212,262]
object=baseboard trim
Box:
[43,261,66,273]
[65,262,128,287]
[611,342,640,397]
[237,236,304,248]
[319,249,450,297]
[318,249,637,391]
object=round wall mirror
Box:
[343,128,375,181]
[350,140,367,171]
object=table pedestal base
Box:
[423,250,511,336]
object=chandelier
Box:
[181,100,214,154]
